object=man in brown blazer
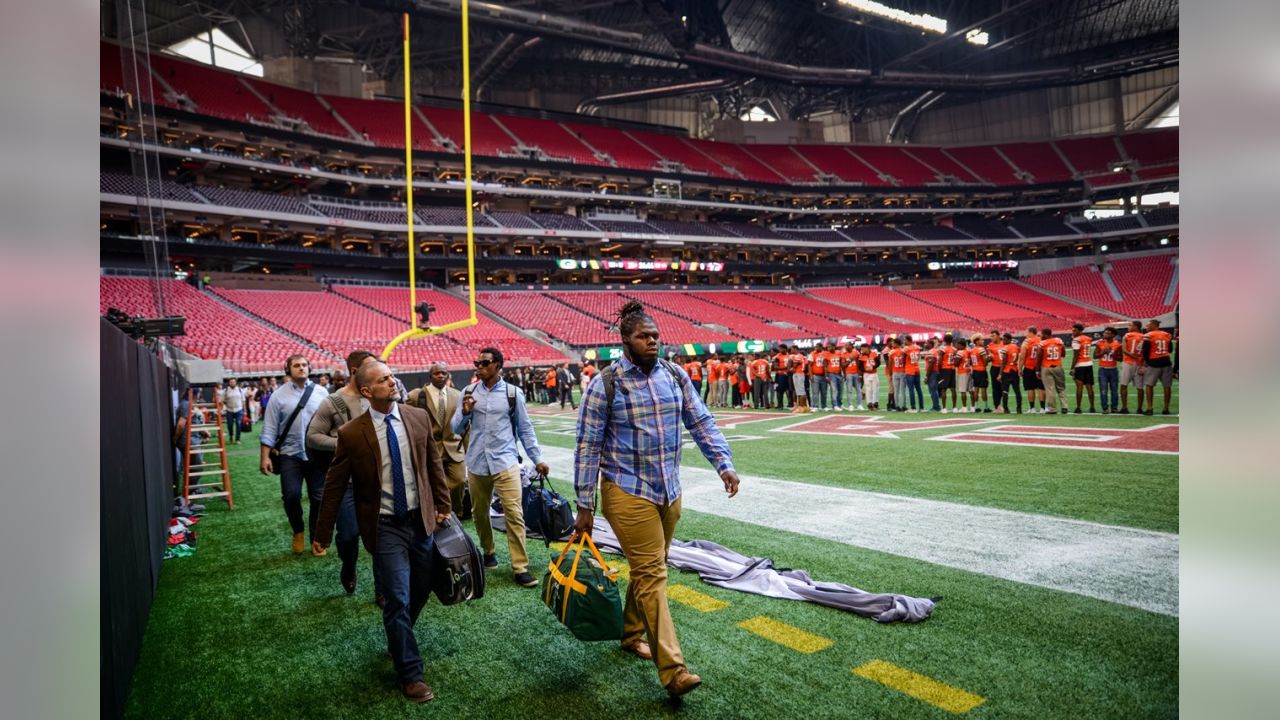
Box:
[313,360,452,704]
[407,362,468,518]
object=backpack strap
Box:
[329,392,351,424]
[506,383,523,463]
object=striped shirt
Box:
[574,356,735,510]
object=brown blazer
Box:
[314,403,450,553]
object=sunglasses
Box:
[474,359,494,368]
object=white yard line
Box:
[537,445,1178,616]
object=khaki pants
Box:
[601,479,685,687]
[469,464,528,574]
[1041,366,1067,410]
[443,458,467,515]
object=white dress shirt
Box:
[368,404,419,515]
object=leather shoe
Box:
[513,572,539,588]
[621,640,652,660]
[291,532,305,554]
[401,680,434,703]
[665,670,702,698]
[340,566,356,595]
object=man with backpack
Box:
[451,347,549,588]
[306,350,378,599]
[573,300,740,699]
[260,354,329,555]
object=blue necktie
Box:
[386,416,408,516]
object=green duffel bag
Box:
[541,531,623,642]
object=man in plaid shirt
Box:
[573,300,741,699]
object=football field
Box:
[125,382,1177,719]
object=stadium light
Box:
[965,28,989,46]
[1160,238,1170,245]
[1100,244,1109,252]
[836,0,947,34]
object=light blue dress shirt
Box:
[368,404,419,515]
[450,379,542,475]
[260,380,327,460]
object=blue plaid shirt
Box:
[574,356,735,510]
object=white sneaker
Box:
[941,408,949,414]
[856,406,866,411]
[834,406,842,412]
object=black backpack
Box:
[430,518,485,605]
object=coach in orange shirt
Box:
[937,334,956,412]
[773,345,793,409]
[683,356,704,398]
[967,335,991,413]
[999,332,1023,413]
[749,353,771,409]
[1070,323,1096,414]
[1141,319,1175,415]
[860,343,880,411]
[789,346,810,413]
[1094,327,1121,414]
[810,344,830,411]
[1038,328,1068,414]
[987,330,1005,411]
[902,337,923,413]
[843,341,864,411]
[1019,327,1045,414]
[1120,320,1146,415]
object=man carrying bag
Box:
[260,355,327,554]
[573,301,741,699]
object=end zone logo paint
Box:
[930,423,1179,455]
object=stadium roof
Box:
[104,0,1177,121]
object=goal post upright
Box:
[381,3,479,362]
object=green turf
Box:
[125,419,1176,719]
[529,382,1179,532]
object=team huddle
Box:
[675,318,1176,416]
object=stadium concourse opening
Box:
[102,0,1178,717]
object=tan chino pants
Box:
[601,479,685,687]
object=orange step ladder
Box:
[183,388,234,509]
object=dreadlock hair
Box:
[617,300,655,338]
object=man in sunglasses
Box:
[451,347,549,588]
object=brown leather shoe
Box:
[291,532,305,554]
[665,670,702,697]
[401,681,434,703]
[621,640,652,660]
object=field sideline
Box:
[125,382,1177,719]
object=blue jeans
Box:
[813,375,829,409]
[845,374,863,407]
[905,374,923,409]
[926,372,941,411]
[376,511,436,684]
[1099,367,1120,411]
[831,374,844,407]
[279,455,325,539]
[225,409,243,442]
[775,372,791,407]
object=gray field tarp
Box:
[495,505,935,623]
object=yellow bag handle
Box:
[562,532,590,620]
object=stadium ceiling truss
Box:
[104,0,1177,123]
